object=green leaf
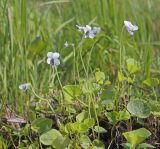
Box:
[95,71,105,84]
[31,118,52,134]
[100,88,115,110]
[123,128,151,148]
[106,111,119,125]
[74,122,88,133]
[127,100,151,118]
[137,143,155,149]
[100,99,114,110]
[94,126,107,133]
[29,143,39,149]
[118,71,126,82]
[79,135,91,148]
[84,118,95,128]
[40,129,62,145]
[143,78,159,87]
[65,122,88,133]
[149,100,160,116]
[126,58,139,74]
[121,143,132,149]
[65,122,75,134]
[93,139,105,149]
[52,136,70,149]
[76,111,88,122]
[100,88,115,101]
[119,110,131,121]
[92,83,101,91]
[63,85,81,103]
[106,110,130,125]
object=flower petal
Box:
[88,31,96,38]
[54,58,60,66]
[92,27,101,34]
[47,58,51,64]
[133,25,138,31]
[124,20,138,35]
[53,52,60,58]
[47,52,54,58]
[83,25,92,33]
[124,21,132,27]
[127,29,134,35]
[64,41,69,48]
[19,83,30,92]
[76,25,85,32]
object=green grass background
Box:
[0,0,160,114]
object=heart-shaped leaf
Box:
[63,85,81,103]
[76,111,88,122]
[94,126,107,133]
[143,78,159,87]
[84,118,95,128]
[127,100,150,118]
[31,118,52,134]
[123,128,151,148]
[40,129,62,145]
[79,135,91,148]
[95,71,105,84]
[106,110,130,125]
[126,58,139,74]
[52,136,70,149]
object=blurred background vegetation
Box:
[0,0,160,114]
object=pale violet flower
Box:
[76,25,100,38]
[124,21,138,35]
[19,83,30,92]
[47,52,60,67]
[64,41,69,48]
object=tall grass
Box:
[0,0,160,115]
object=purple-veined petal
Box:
[54,58,60,66]
[133,25,138,31]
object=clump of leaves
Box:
[105,110,130,125]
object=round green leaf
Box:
[52,136,70,149]
[76,111,88,122]
[127,100,150,118]
[94,126,107,133]
[63,85,81,103]
[31,118,52,134]
[126,58,139,74]
[95,71,105,84]
[84,118,95,128]
[40,129,62,145]
[79,135,91,148]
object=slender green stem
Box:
[72,44,77,84]
[30,86,54,113]
[91,94,100,139]
[54,66,64,106]
[79,47,88,77]
[87,41,96,77]
[119,26,125,72]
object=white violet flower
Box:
[76,25,100,38]
[47,52,60,67]
[19,83,30,92]
[124,21,138,35]
[64,41,69,48]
